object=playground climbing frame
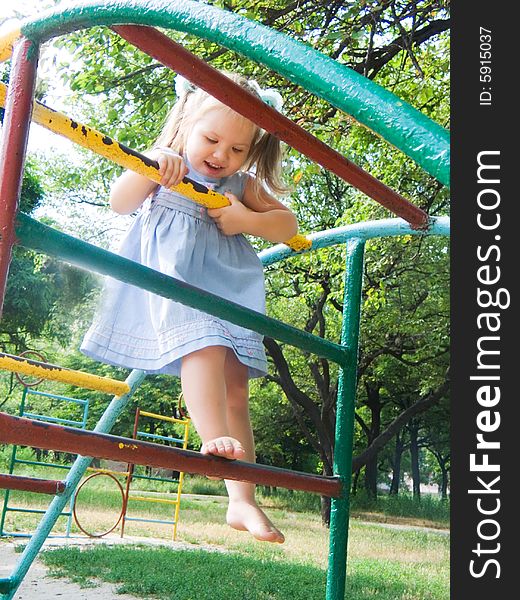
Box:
[0,2,450,599]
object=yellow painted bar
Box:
[0,352,130,396]
[139,410,188,425]
[86,467,130,477]
[0,82,311,252]
[0,20,21,63]
[129,495,179,505]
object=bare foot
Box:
[227,499,285,544]
[200,436,246,460]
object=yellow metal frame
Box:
[123,407,191,540]
[0,352,130,396]
[0,82,311,252]
[0,20,20,64]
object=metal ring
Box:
[14,350,46,387]
[73,471,125,538]
[177,392,188,419]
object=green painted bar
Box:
[15,212,348,366]
[326,239,365,600]
[20,0,449,186]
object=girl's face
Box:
[185,106,257,179]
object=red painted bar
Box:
[112,25,429,229]
[0,38,39,316]
[0,473,66,495]
[0,412,341,498]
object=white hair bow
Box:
[174,74,196,97]
[249,80,284,112]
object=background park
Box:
[1,1,450,598]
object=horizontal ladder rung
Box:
[136,431,184,444]
[0,412,342,498]
[4,507,71,516]
[130,473,179,484]
[139,410,189,425]
[14,459,71,470]
[124,517,175,525]
[0,473,66,495]
[128,495,179,505]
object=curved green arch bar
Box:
[20,0,450,187]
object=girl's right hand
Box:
[150,148,189,188]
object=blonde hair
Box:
[154,72,288,195]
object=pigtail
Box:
[153,92,192,153]
[245,131,289,197]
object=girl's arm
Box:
[208,176,298,243]
[110,150,188,215]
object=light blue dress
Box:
[80,162,267,378]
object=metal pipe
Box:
[0,352,130,396]
[0,37,38,316]
[326,239,365,600]
[0,474,65,495]
[0,411,342,498]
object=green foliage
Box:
[351,490,450,525]
[250,379,320,472]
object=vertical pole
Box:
[2,369,146,600]
[0,387,28,536]
[120,407,141,538]
[326,238,365,600]
[0,37,39,316]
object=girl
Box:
[81,73,299,544]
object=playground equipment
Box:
[0,2,450,599]
[0,383,89,538]
[120,406,191,541]
[0,365,190,541]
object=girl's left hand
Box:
[207,192,252,236]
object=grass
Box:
[27,484,448,600]
[1,453,449,599]
[41,537,448,600]
[349,491,450,528]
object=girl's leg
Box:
[181,346,244,459]
[223,350,284,544]
[181,346,283,543]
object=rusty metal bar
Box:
[0,37,39,316]
[112,25,429,229]
[0,473,66,495]
[0,412,341,498]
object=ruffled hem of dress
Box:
[80,320,267,379]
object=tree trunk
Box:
[352,469,360,495]
[389,432,405,495]
[363,382,381,498]
[364,458,378,499]
[408,421,421,498]
[439,459,449,499]
[321,495,331,527]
